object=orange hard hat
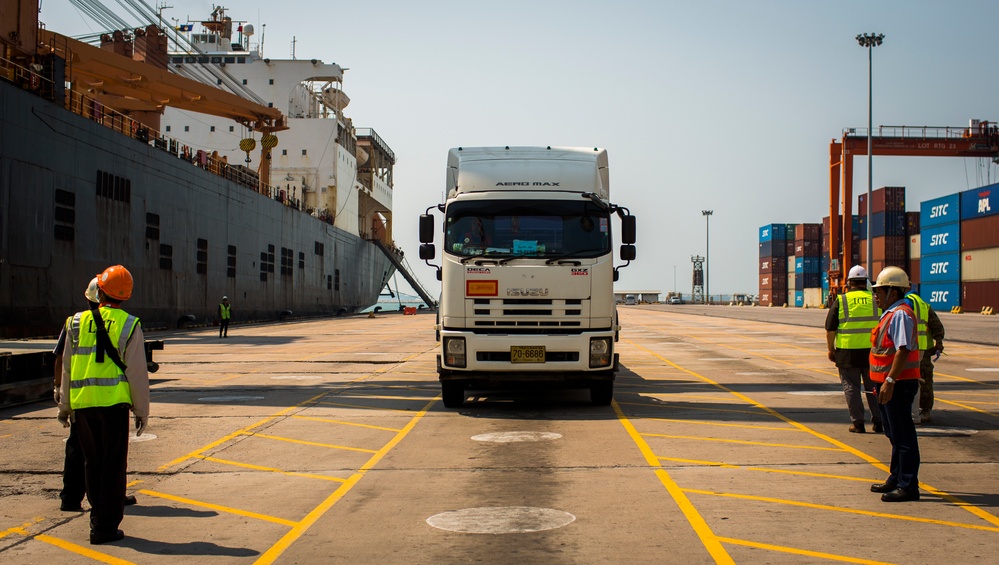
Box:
[96,265,133,301]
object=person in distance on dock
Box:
[825,266,883,434]
[218,295,231,338]
[869,266,921,502]
[53,277,137,512]
[904,290,945,424]
[57,265,151,543]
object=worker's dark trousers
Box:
[60,421,86,506]
[76,403,130,535]
[219,319,229,337]
[876,380,920,491]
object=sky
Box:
[39,0,999,299]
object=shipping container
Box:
[920,282,961,311]
[794,257,820,274]
[961,247,999,281]
[794,273,821,289]
[959,215,999,250]
[920,252,961,284]
[909,235,920,259]
[758,291,787,307]
[803,288,823,308]
[759,240,774,258]
[784,224,797,241]
[906,211,920,235]
[760,272,788,289]
[787,256,796,274]
[920,192,961,228]
[859,186,905,215]
[856,215,867,240]
[794,240,820,257]
[785,239,795,257]
[920,222,961,255]
[909,258,920,284]
[795,223,822,242]
[869,210,907,238]
[759,223,786,242]
[960,183,999,221]
[961,281,999,311]
[794,290,804,307]
[871,235,907,262]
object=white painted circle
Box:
[426,506,575,534]
[471,431,562,443]
[271,375,324,380]
[916,427,978,436]
[130,433,157,443]
[966,368,999,372]
[197,395,265,402]
[788,391,843,396]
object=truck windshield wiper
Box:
[544,248,604,265]
[460,253,495,264]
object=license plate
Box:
[511,345,545,363]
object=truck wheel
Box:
[590,381,613,406]
[441,381,464,408]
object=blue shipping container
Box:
[856,215,867,240]
[785,224,797,241]
[960,183,999,220]
[920,222,961,255]
[920,192,961,227]
[919,252,961,284]
[794,273,821,289]
[759,240,773,258]
[794,290,804,307]
[759,224,785,242]
[870,210,907,238]
[794,256,820,274]
[918,282,960,311]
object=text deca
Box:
[930,204,948,218]
[931,291,950,302]
[930,233,949,246]
[929,262,949,274]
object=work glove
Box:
[53,387,62,405]
[134,414,148,437]
[57,409,72,428]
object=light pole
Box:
[673,265,677,294]
[857,32,884,278]
[702,210,713,304]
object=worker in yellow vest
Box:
[905,291,945,424]
[57,265,150,544]
[218,295,231,338]
[825,265,883,433]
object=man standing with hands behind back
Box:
[57,265,150,543]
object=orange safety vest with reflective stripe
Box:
[869,303,921,383]
[67,307,137,409]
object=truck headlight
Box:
[444,337,466,368]
[589,337,612,368]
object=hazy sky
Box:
[40,0,999,298]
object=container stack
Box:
[784,223,797,306]
[960,184,999,311]
[821,215,862,300]
[858,186,908,274]
[793,223,822,307]
[919,193,961,312]
[758,223,789,306]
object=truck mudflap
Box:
[437,353,618,408]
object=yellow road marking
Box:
[658,456,877,482]
[314,401,417,413]
[684,488,999,533]
[615,400,766,417]
[0,434,11,439]
[254,397,438,565]
[193,455,348,482]
[138,489,297,526]
[643,433,844,452]
[289,415,402,432]
[612,400,734,564]
[246,432,379,453]
[718,536,895,565]
[1,520,41,540]
[34,534,138,564]
[345,393,439,401]
[935,398,998,415]
[639,417,801,432]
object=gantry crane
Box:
[828,122,999,291]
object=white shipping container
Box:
[787,256,796,274]
[962,247,999,281]
[803,288,823,307]
[909,235,920,260]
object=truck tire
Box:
[441,381,465,408]
[590,381,613,406]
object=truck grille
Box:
[468,298,587,334]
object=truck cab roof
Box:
[447,146,609,200]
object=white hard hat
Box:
[872,266,911,289]
[847,265,868,281]
[222,296,228,300]
[84,277,100,303]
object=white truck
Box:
[419,146,636,407]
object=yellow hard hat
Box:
[872,266,910,290]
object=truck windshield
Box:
[444,200,611,259]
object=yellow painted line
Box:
[193,455,348,483]
[640,417,801,432]
[138,489,297,527]
[1,520,41,539]
[612,400,734,564]
[718,536,894,565]
[0,434,11,439]
[346,393,439,402]
[289,415,402,432]
[246,432,379,454]
[684,488,999,532]
[938,390,999,398]
[254,396,438,565]
[643,433,845,452]
[34,534,138,564]
[314,401,417,413]
[935,398,998,416]
[658,456,876,483]
[615,400,765,417]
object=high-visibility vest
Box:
[835,290,879,350]
[906,292,931,351]
[220,303,231,320]
[869,303,921,383]
[67,307,138,409]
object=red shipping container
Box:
[785,240,795,256]
[759,255,787,274]
[961,281,999,312]
[795,223,822,241]
[758,290,788,307]
[760,273,789,289]
[794,239,820,257]
[960,215,999,250]
[871,236,907,262]
[909,259,920,284]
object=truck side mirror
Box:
[621,215,636,244]
[620,244,636,261]
[419,214,435,243]
[419,243,436,260]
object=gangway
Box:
[373,241,438,310]
[828,122,999,291]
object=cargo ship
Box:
[1,3,406,338]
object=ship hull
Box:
[0,80,395,337]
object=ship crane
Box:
[828,122,999,292]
